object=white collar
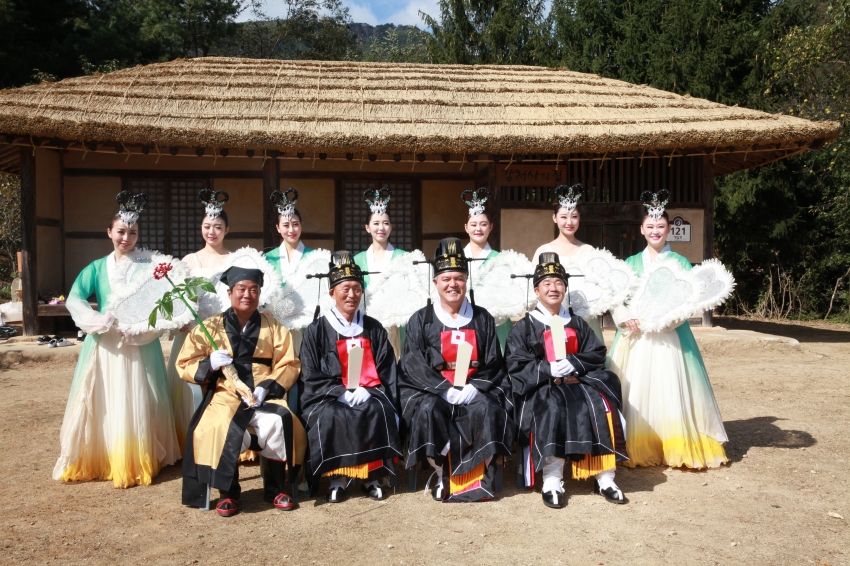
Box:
[324,306,364,338]
[366,242,394,268]
[529,303,571,327]
[433,298,473,329]
[642,243,672,270]
[280,240,305,264]
[463,242,492,259]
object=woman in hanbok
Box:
[532,185,607,340]
[53,191,180,488]
[263,189,317,350]
[353,188,408,356]
[607,191,728,469]
[461,188,513,350]
[166,190,232,450]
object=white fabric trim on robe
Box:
[463,242,492,280]
[529,303,571,327]
[324,306,364,338]
[278,240,305,277]
[641,243,672,271]
[365,242,395,284]
[433,298,473,329]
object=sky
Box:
[241,0,441,27]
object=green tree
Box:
[420,0,551,64]
[0,0,88,88]
[716,0,850,319]
[364,25,430,63]
[0,173,21,294]
[216,0,357,60]
[139,0,246,58]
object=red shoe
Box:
[216,498,239,517]
[273,493,297,511]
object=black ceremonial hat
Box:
[329,251,364,289]
[221,266,264,289]
[533,252,567,287]
[433,237,468,275]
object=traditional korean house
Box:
[0,58,839,334]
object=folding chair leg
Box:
[495,458,503,492]
[390,460,398,489]
[289,463,300,503]
[407,465,417,492]
[200,483,211,511]
[516,452,525,489]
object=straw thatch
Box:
[0,57,839,170]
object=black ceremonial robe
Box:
[300,314,403,480]
[177,309,307,506]
[505,312,628,480]
[399,303,515,502]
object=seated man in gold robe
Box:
[178,266,306,517]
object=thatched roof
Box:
[0,57,839,174]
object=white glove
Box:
[441,388,461,405]
[349,386,371,406]
[338,390,354,405]
[456,383,479,405]
[253,386,268,407]
[549,358,575,377]
[210,349,233,371]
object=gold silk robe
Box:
[176,308,306,505]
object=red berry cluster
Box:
[153,262,173,280]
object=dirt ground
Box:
[1,316,848,565]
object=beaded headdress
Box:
[554,184,584,212]
[270,188,299,220]
[198,189,229,219]
[461,188,490,217]
[115,190,148,228]
[640,190,671,220]
[364,187,392,216]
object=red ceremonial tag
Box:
[543,327,579,362]
[336,337,381,388]
[439,329,479,384]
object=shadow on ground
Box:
[715,316,850,343]
[723,415,816,464]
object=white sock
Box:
[364,480,380,489]
[541,456,565,493]
[329,477,347,490]
[595,469,618,492]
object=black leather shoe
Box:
[326,486,347,503]
[594,480,628,504]
[361,483,385,501]
[431,483,444,501]
[542,490,567,509]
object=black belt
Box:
[232,356,272,367]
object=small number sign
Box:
[667,216,692,242]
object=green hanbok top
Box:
[353,243,406,288]
[264,241,315,285]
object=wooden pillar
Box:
[262,157,279,251]
[702,155,715,327]
[19,148,38,336]
[487,164,501,250]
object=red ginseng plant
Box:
[148,262,257,406]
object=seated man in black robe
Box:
[400,237,514,502]
[505,253,628,508]
[300,251,403,503]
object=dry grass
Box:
[0,58,839,158]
